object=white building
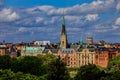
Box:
[34,41,50,46]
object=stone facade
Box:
[76,48,95,67]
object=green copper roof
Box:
[22,46,45,54]
[61,15,66,35]
[62,16,65,25]
[80,38,83,45]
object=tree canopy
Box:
[74,64,104,80]
[0,54,120,80]
[47,57,70,80]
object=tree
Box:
[0,55,12,70]
[101,71,120,80]
[11,56,47,76]
[37,54,56,65]
[109,55,120,72]
[0,69,40,80]
[47,57,70,80]
[74,64,104,80]
[22,56,46,75]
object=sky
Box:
[0,0,120,43]
[4,0,94,7]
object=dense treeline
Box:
[0,54,120,80]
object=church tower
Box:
[60,16,68,48]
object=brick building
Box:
[58,48,77,67]
[95,48,120,68]
[95,49,109,68]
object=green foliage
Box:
[101,71,120,80]
[37,54,57,64]
[110,55,120,67]
[0,55,12,70]
[96,65,105,71]
[11,56,46,76]
[74,64,104,80]
[0,55,48,76]
[67,67,78,78]
[3,55,120,80]
[109,55,120,72]
[47,57,70,80]
[0,69,40,80]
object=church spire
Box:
[61,16,66,35]
[62,15,65,25]
[60,15,68,49]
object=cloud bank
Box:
[0,0,120,43]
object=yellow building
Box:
[76,48,95,67]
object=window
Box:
[71,51,73,53]
[68,61,70,64]
[62,41,64,47]
[96,55,98,58]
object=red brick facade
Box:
[95,50,109,68]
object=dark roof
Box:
[50,49,58,53]
[42,49,49,53]
[77,48,95,52]
[61,25,66,35]
[70,44,79,49]
[60,48,74,54]
[42,49,58,54]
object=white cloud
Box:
[115,17,120,25]
[116,1,120,11]
[18,27,28,32]
[26,0,115,16]
[85,14,99,21]
[26,5,55,14]
[36,5,55,12]
[36,17,44,23]
[59,0,115,15]
[0,0,120,42]
[112,25,119,29]
[0,8,19,22]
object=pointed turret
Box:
[80,38,83,45]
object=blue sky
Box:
[4,0,94,7]
[0,0,120,43]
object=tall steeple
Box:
[60,15,68,49]
[61,16,66,35]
